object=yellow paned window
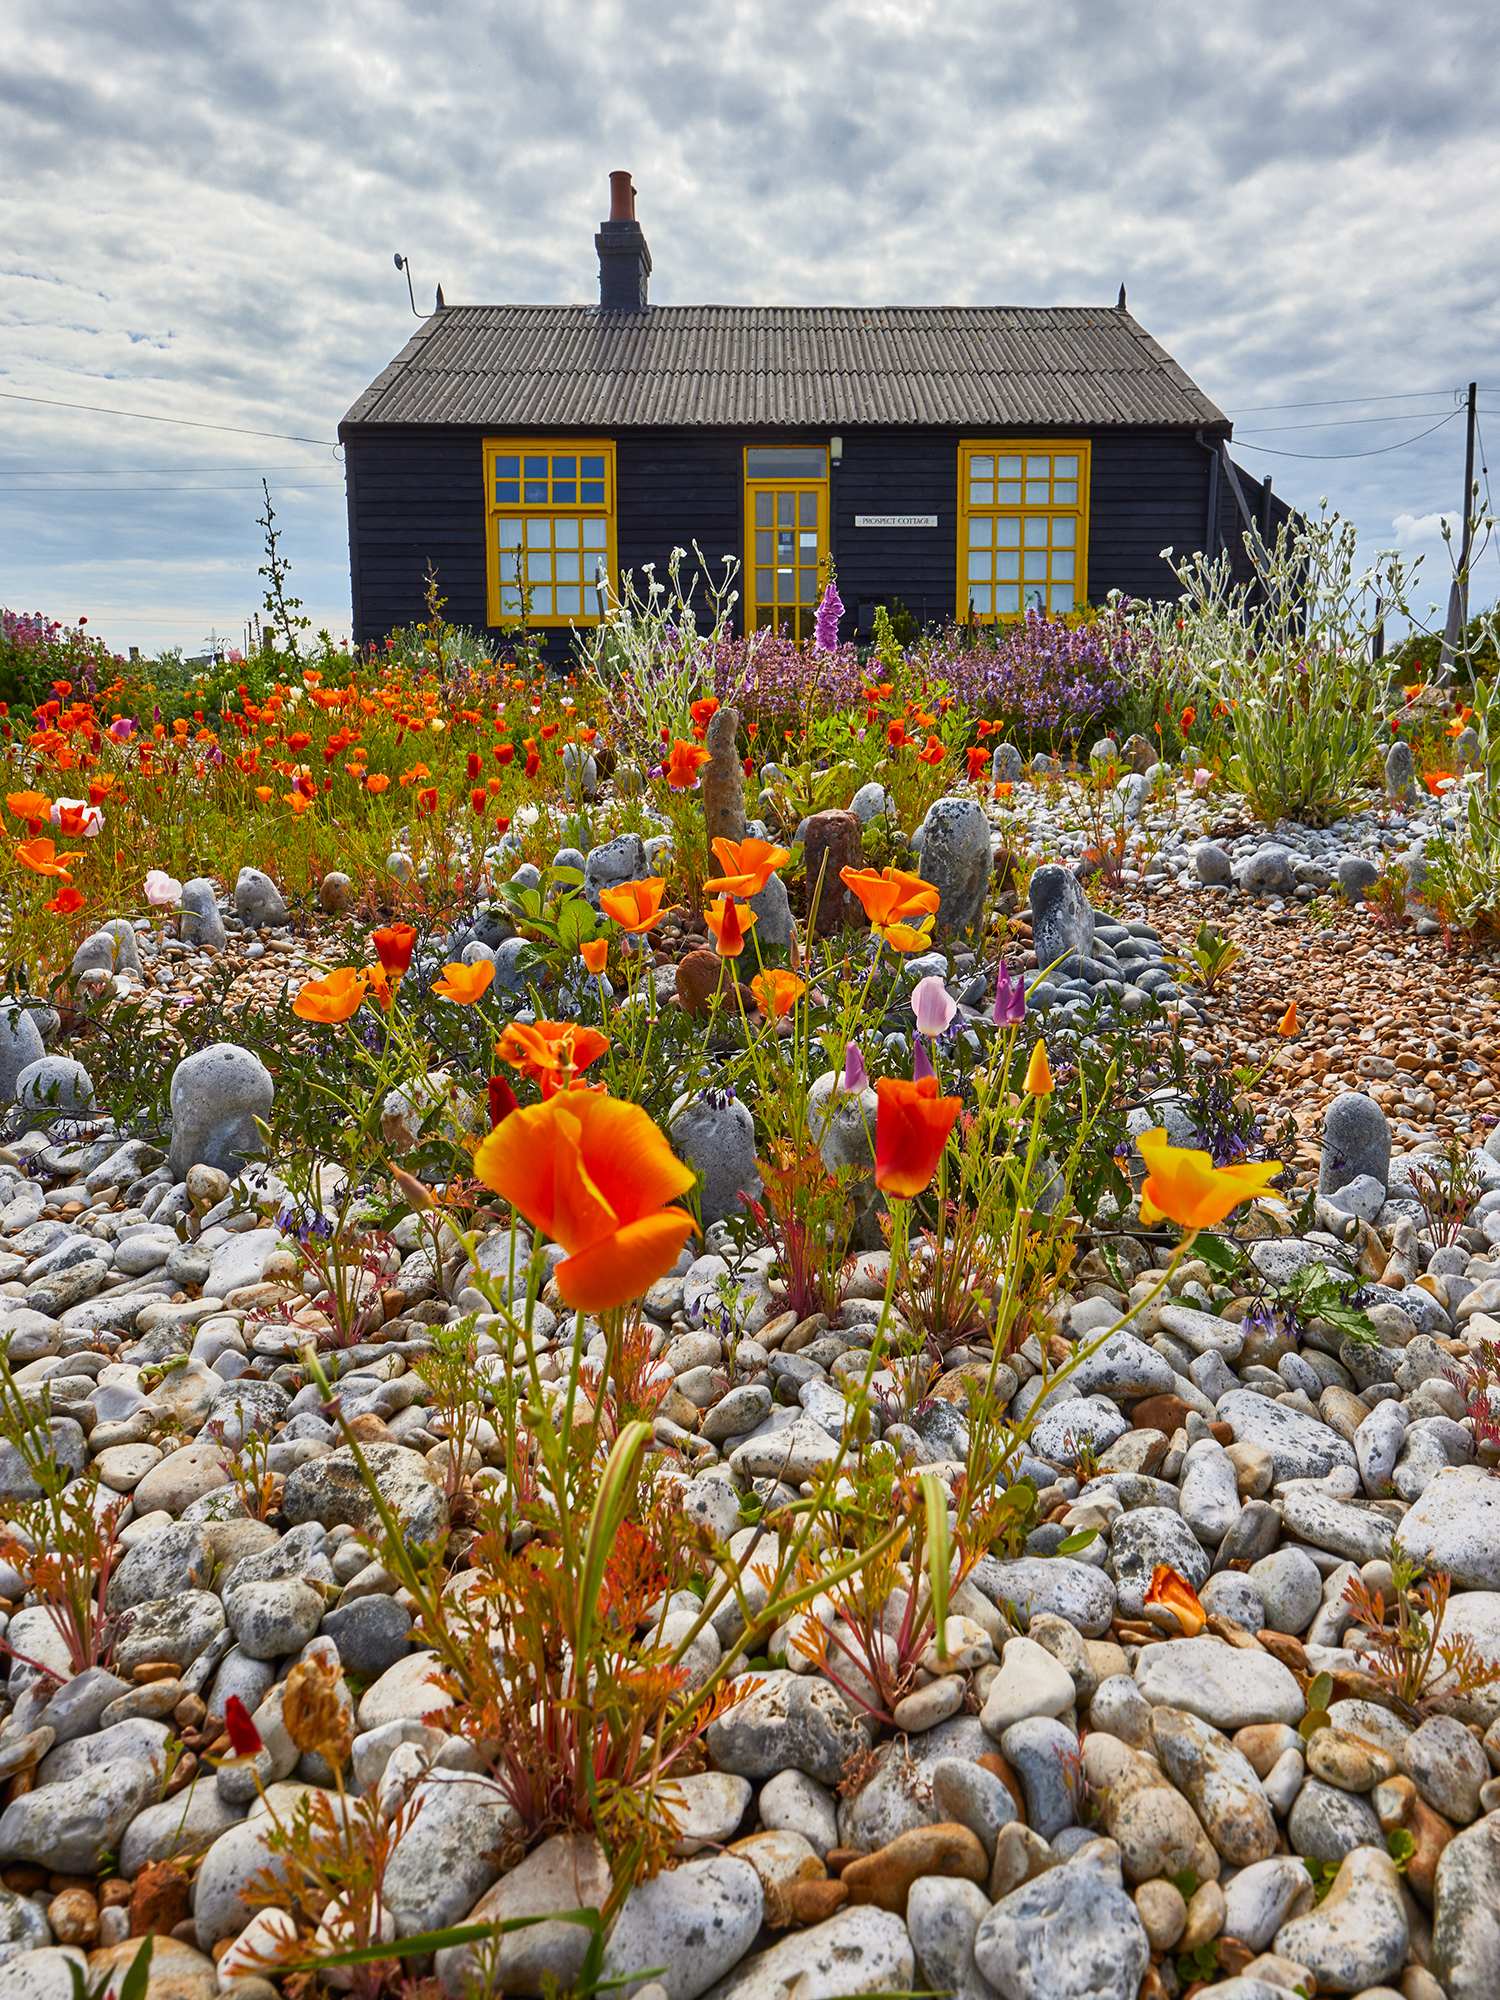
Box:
[744,447,828,642]
[957,442,1089,622]
[482,439,616,626]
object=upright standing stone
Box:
[0,1002,45,1106]
[234,867,289,928]
[802,811,864,936]
[179,880,228,950]
[702,707,745,848]
[169,1043,275,1181]
[992,743,1024,786]
[1029,865,1094,971]
[918,797,993,940]
[1319,1092,1392,1198]
[1385,739,1417,803]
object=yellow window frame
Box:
[482,437,617,627]
[743,448,830,642]
[956,439,1090,625]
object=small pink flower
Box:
[841,1043,869,1094]
[144,870,182,908]
[911,974,957,1037]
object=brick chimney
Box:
[596,171,651,311]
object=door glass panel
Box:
[756,530,773,563]
[757,569,772,601]
[746,448,827,478]
[799,492,818,527]
[777,570,793,600]
[755,492,773,528]
[799,568,817,602]
[777,493,794,527]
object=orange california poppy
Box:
[750,969,806,1019]
[431,960,495,1004]
[664,740,712,789]
[496,1019,610,1099]
[372,924,416,974]
[703,837,792,898]
[704,895,756,957]
[839,866,940,938]
[1024,1040,1053,1097]
[689,695,720,733]
[363,961,400,1011]
[580,937,608,975]
[292,967,368,1023]
[14,839,79,879]
[472,1090,697,1312]
[1135,1128,1284,1229]
[598,878,668,934]
[1144,1564,1207,1637]
[6,791,52,824]
[874,1074,962,1198]
[917,735,945,766]
[46,884,85,915]
[1277,999,1298,1037]
[57,805,89,837]
[254,786,274,803]
[965,747,987,781]
[365,773,391,794]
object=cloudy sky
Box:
[5,0,1499,655]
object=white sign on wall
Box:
[854,514,938,528]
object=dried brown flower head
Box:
[282,1653,354,1770]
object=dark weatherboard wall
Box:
[342,425,1283,653]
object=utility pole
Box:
[1438,381,1478,680]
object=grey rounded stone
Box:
[746,869,793,948]
[384,1768,521,1938]
[602,1853,764,2000]
[1431,1814,1500,2000]
[974,1844,1149,2000]
[72,919,142,978]
[849,781,888,823]
[1320,1092,1391,1197]
[320,1594,413,1676]
[1199,1572,1267,1632]
[918,795,993,938]
[168,1040,274,1180]
[233,866,289,926]
[224,1579,326,1660]
[1250,1547,1324,1635]
[178,878,228,950]
[318,871,354,915]
[0,1003,45,1106]
[583,832,648,910]
[1273,1846,1408,1992]
[106,1523,215,1613]
[1405,1714,1490,1824]
[1108,1506,1210,1616]
[992,743,1024,786]
[999,1716,1081,1840]
[1029,863,1094,971]
[703,1670,870,1785]
[0,1881,53,1966]
[1385,738,1417,801]
[1192,840,1233,885]
[1286,1777,1383,1861]
[1240,844,1298,897]
[1337,854,1380,896]
[15,1056,95,1122]
[671,1097,761,1228]
[113,1589,226,1675]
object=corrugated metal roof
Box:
[342,305,1228,432]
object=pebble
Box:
[973,1841,1150,2000]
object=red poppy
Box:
[471,788,487,816]
[223,1695,264,1758]
[886,720,908,749]
[372,924,416,974]
[966,746,987,781]
[495,743,515,766]
[46,884,85,915]
[488,1075,520,1129]
[417,787,438,815]
[874,1074,961,1198]
[525,752,540,779]
[665,740,712,789]
[467,752,482,781]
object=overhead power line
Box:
[1231,388,1463,413]
[1230,412,1464,461]
[0,387,340,448]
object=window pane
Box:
[553,518,580,547]
[1054,455,1078,478]
[582,518,607,549]
[581,481,605,505]
[556,586,581,615]
[756,569,772,601]
[997,481,1022,504]
[970,455,994,478]
[755,492,773,528]
[1024,585,1046,614]
[553,481,576,503]
[969,585,992,614]
[800,492,819,526]
[527,551,553,581]
[1023,552,1048,581]
[997,518,1021,548]
[500,584,523,614]
[968,517,991,547]
[777,530,795,561]
[497,519,523,549]
[496,456,520,477]
[581,455,605,478]
[996,584,1020,614]
[799,530,818,557]
[799,568,817,603]
[1051,518,1076,547]
[996,456,1022,478]
[747,448,826,478]
[969,481,993,504]
[526,518,551,548]
[996,552,1020,581]
[968,553,992,581]
[551,456,576,478]
[1024,517,1048,546]
[1050,583,1075,613]
[1025,482,1050,503]
[524,456,548,477]
[524,481,547,503]
[1026,455,1050,477]
[777,493,794,527]
[531,587,553,616]
[1053,481,1077,504]
[556,553,581,582]
[1052,553,1075,580]
[495,480,519,504]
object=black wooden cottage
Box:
[341,175,1289,652]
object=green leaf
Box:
[550,866,586,888]
[575,1422,652,1667]
[1169,1868,1199,1901]
[1054,1527,1099,1556]
[1194,1232,1245,1280]
[117,1937,156,2000]
[919,1470,951,1660]
[1299,1709,1332,1740]
[1307,1670,1334,1711]
[1388,1826,1416,1871]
